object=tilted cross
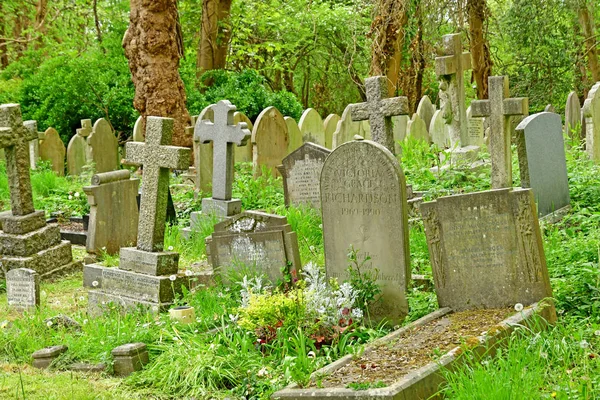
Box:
[435,33,472,147]
[194,100,251,201]
[125,117,191,252]
[471,76,528,189]
[349,76,409,154]
[0,104,38,216]
[77,119,92,137]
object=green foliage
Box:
[346,246,382,316]
[237,290,305,333]
[233,163,285,211]
[347,380,387,390]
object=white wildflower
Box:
[229,314,239,323]
[173,336,179,341]
[79,296,85,302]
[169,275,177,281]
[83,319,88,325]
[514,303,524,312]
[595,330,600,337]
[185,270,193,276]
[68,195,73,200]
[580,340,590,349]
[351,308,363,320]
[168,246,174,251]
[257,367,269,377]
[540,351,548,359]
[46,320,53,327]
[74,192,80,198]
[307,351,316,358]
[92,280,99,287]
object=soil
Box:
[312,308,513,389]
[59,221,85,232]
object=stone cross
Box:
[125,117,191,252]
[0,104,38,216]
[349,76,409,154]
[435,33,472,147]
[194,100,250,200]
[77,119,92,137]
[471,76,528,189]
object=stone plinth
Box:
[32,345,68,369]
[111,343,149,376]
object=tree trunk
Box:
[369,0,408,95]
[34,0,48,49]
[0,3,8,68]
[197,0,233,86]
[93,0,104,47]
[123,0,192,149]
[468,0,493,99]
[578,2,600,82]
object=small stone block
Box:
[70,362,106,373]
[83,264,103,288]
[87,290,172,316]
[32,345,68,369]
[0,223,61,256]
[2,240,73,275]
[201,198,241,217]
[112,342,149,376]
[0,210,46,235]
[119,247,179,275]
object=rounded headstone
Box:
[323,113,341,149]
[233,112,253,163]
[252,106,289,177]
[39,127,65,176]
[298,108,326,146]
[285,116,303,154]
[88,118,119,173]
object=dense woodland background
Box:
[0,0,598,147]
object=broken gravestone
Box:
[6,268,39,311]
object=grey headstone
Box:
[392,115,409,154]
[321,139,410,323]
[23,120,39,170]
[565,91,581,140]
[133,116,144,142]
[466,105,485,147]
[67,119,92,176]
[583,82,600,161]
[323,114,341,149]
[88,118,119,174]
[332,105,370,149]
[544,104,556,113]
[285,116,303,154]
[416,95,436,132]
[6,268,39,310]
[39,127,65,176]
[251,107,289,177]
[516,112,570,218]
[406,113,430,143]
[299,108,326,147]
[430,109,450,149]
[421,188,553,310]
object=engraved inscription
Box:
[6,269,38,309]
[287,154,324,207]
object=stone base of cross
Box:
[202,198,242,218]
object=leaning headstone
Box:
[205,211,301,284]
[416,95,436,132]
[83,170,140,255]
[277,142,331,209]
[0,104,77,277]
[583,82,600,162]
[87,118,119,173]
[430,110,450,148]
[252,106,289,177]
[332,105,370,148]
[466,106,485,147]
[349,76,410,154]
[421,188,554,311]
[85,116,191,314]
[406,113,430,143]
[544,104,556,113]
[516,112,570,218]
[321,138,410,323]
[39,127,65,176]
[285,116,303,154]
[298,108,326,146]
[6,268,39,310]
[471,76,529,188]
[565,91,582,140]
[23,120,39,169]
[323,113,341,149]
[133,116,144,142]
[234,112,253,163]
[67,119,92,176]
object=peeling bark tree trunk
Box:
[369,0,408,95]
[197,0,233,86]
[468,0,492,99]
[123,0,191,149]
[578,2,600,82]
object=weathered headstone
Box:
[23,120,39,169]
[285,116,303,154]
[565,91,582,140]
[471,76,529,188]
[133,116,144,142]
[6,268,39,310]
[86,116,191,314]
[205,211,301,284]
[544,104,556,113]
[391,115,409,154]
[429,110,450,149]
[349,76,410,154]
[323,113,341,149]
[277,142,331,209]
[421,188,554,311]
[331,105,370,148]
[234,112,253,163]
[67,119,92,176]
[298,108,326,147]
[406,113,430,143]
[84,170,140,255]
[416,95,436,132]
[515,112,570,218]
[466,106,485,147]
[435,33,471,147]
[39,127,65,176]
[194,100,250,217]
[87,118,119,173]
[195,107,214,193]
[583,82,600,162]
[0,104,77,277]
[252,106,289,177]
[321,138,410,323]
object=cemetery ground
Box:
[1,140,600,399]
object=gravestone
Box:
[349,76,409,154]
[252,106,289,177]
[430,110,450,149]
[234,112,253,163]
[321,138,410,323]
[195,107,214,193]
[285,116,303,154]
[392,115,409,154]
[565,91,581,140]
[0,104,77,277]
[416,95,436,132]
[332,105,370,148]
[466,106,485,147]
[205,211,301,284]
[85,116,191,314]
[435,33,471,147]
[67,119,92,176]
[277,142,331,209]
[421,188,554,311]
[23,120,39,169]
[133,116,144,142]
[406,113,430,143]
[87,118,119,173]
[298,108,326,146]
[323,113,341,149]
[39,127,65,176]
[471,76,529,188]
[583,82,600,162]
[84,170,140,255]
[516,112,570,218]
[544,104,556,113]
[6,268,39,310]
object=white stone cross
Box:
[471,76,528,189]
[194,100,251,201]
[125,117,191,252]
[349,76,409,154]
[0,104,38,216]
